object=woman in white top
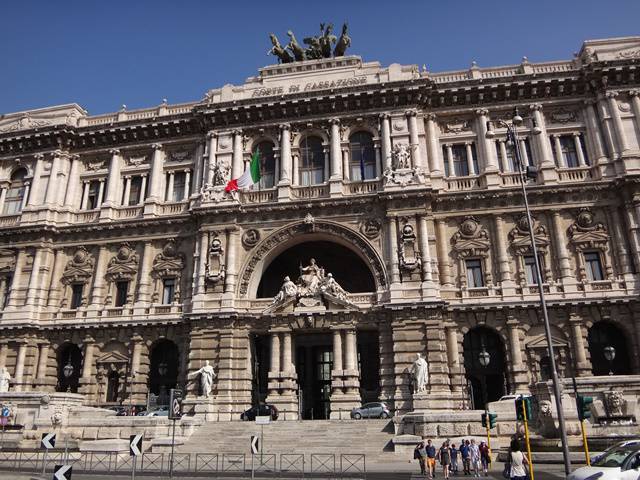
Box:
[508,439,529,480]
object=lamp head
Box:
[603,345,616,362]
[512,108,523,126]
[478,348,491,367]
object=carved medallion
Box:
[242,229,261,248]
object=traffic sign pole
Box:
[580,420,590,466]
[131,455,136,480]
[521,399,534,480]
[169,418,176,480]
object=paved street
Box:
[8,462,569,480]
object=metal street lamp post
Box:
[603,345,616,375]
[486,110,572,475]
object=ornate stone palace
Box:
[1,36,640,422]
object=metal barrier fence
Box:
[0,450,366,476]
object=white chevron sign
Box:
[129,434,143,456]
[53,464,72,480]
[41,432,56,449]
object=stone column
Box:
[194,231,208,296]
[0,186,7,213]
[5,249,26,308]
[103,149,122,207]
[476,109,499,178]
[139,175,147,204]
[342,148,350,181]
[78,336,95,395]
[493,215,513,285]
[46,248,65,308]
[63,155,80,208]
[498,140,509,171]
[609,206,633,276]
[344,330,356,371]
[0,342,8,369]
[624,203,640,273]
[569,313,590,376]
[332,329,343,372]
[97,180,105,206]
[551,135,564,167]
[281,331,293,373]
[551,212,573,285]
[36,342,50,385]
[204,132,217,186]
[13,340,27,391]
[425,113,442,177]
[329,119,342,180]
[279,124,292,185]
[417,216,435,290]
[184,170,191,199]
[80,181,90,210]
[445,325,462,393]
[21,181,30,209]
[89,246,108,307]
[166,172,175,201]
[406,110,422,169]
[583,99,608,165]
[44,151,62,205]
[143,144,163,203]
[192,141,205,193]
[129,334,144,401]
[25,247,43,306]
[519,139,531,167]
[26,154,44,207]
[506,315,529,392]
[607,91,630,154]
[529,104,558,182]
[445,144,455,176]
[380,114,392,170]
[0,276,7,309]
[386,216,401,287]
[573,134,587,167]
[465,143,475,175]
[122,176,132,205]
[135,241,153,305]
[232,130,244,179]
[223,229,238,299]
[269,332,280,377]
[435,219,453,286]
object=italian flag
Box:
[225,150,261,192]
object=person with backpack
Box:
[505,438,530,480]
[460,439,471,475]
[479,441,491,476]
[414,438,427,475]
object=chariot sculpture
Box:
[269,23,351,64]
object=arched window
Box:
[300,136,325,186]
[3,168,28,215]
[587,321,632,376]
[254,141,276,188]
[349,132,376,181]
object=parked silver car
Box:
[350,402,391,419]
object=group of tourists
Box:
[413,437,530,479]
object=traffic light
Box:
[515,396,533,421]
[577,395,593,421]
[488,412,498,429]
[481,413,487,427]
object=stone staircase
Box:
[173,419,396,456]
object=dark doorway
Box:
[257,241,376,298]
[588,321,632,375]
[463,327,508,409]
[57,343,82,393]
[295,333,333,420]
[358,330,381,403]
[149,339,179,406]
[251,334,270,405]
[106,370,120,402]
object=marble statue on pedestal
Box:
[190,361,216,398]
[410,353,429,394]
[0,366,10,392]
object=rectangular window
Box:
[452,145,470,177]
[115,281,129,307]
[560,136,579,168]
[3,186,26,215]
[465,259,484,288]
[442,145,450,177]
[524,255,539,285]
[584,251,604,281]
[70,283,84,309]
[162,278,175,305]
[496,140,517,172]
[172,172,186,201]
[128,176,143,205]
[86,181,101,210]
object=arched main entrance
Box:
[588,321,632,375]
[148,339,179,405]
[257,240,376,298]
[463,327,508,409]
[57,343,82,393]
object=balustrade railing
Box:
[558,166,592,182]
[445,175,480,191]
[158,201,188,215]
[345,180,380,195]
[74,210,100,223]
[0,214,20,227]
[291,184,330,199]
[114,206,143,219]
[241,188,277,203]
[499,172,523,186]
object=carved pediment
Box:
[96,350,129,365]
[105,243,139,282]
[452,217,490,258]
[152,240,185,279]
[508,215,550,256]
[579,38,640,63]
[526,334,568,350]
[61,247,95,285]
[568,209,609,251]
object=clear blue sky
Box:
[2,0,639,115]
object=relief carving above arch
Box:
[238,220,387,296]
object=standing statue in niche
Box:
[410,353,429,394]
[190,360,216,398]
[0,366,10,392]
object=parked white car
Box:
[568,440,640,480]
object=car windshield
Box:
[592,446,638,468]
